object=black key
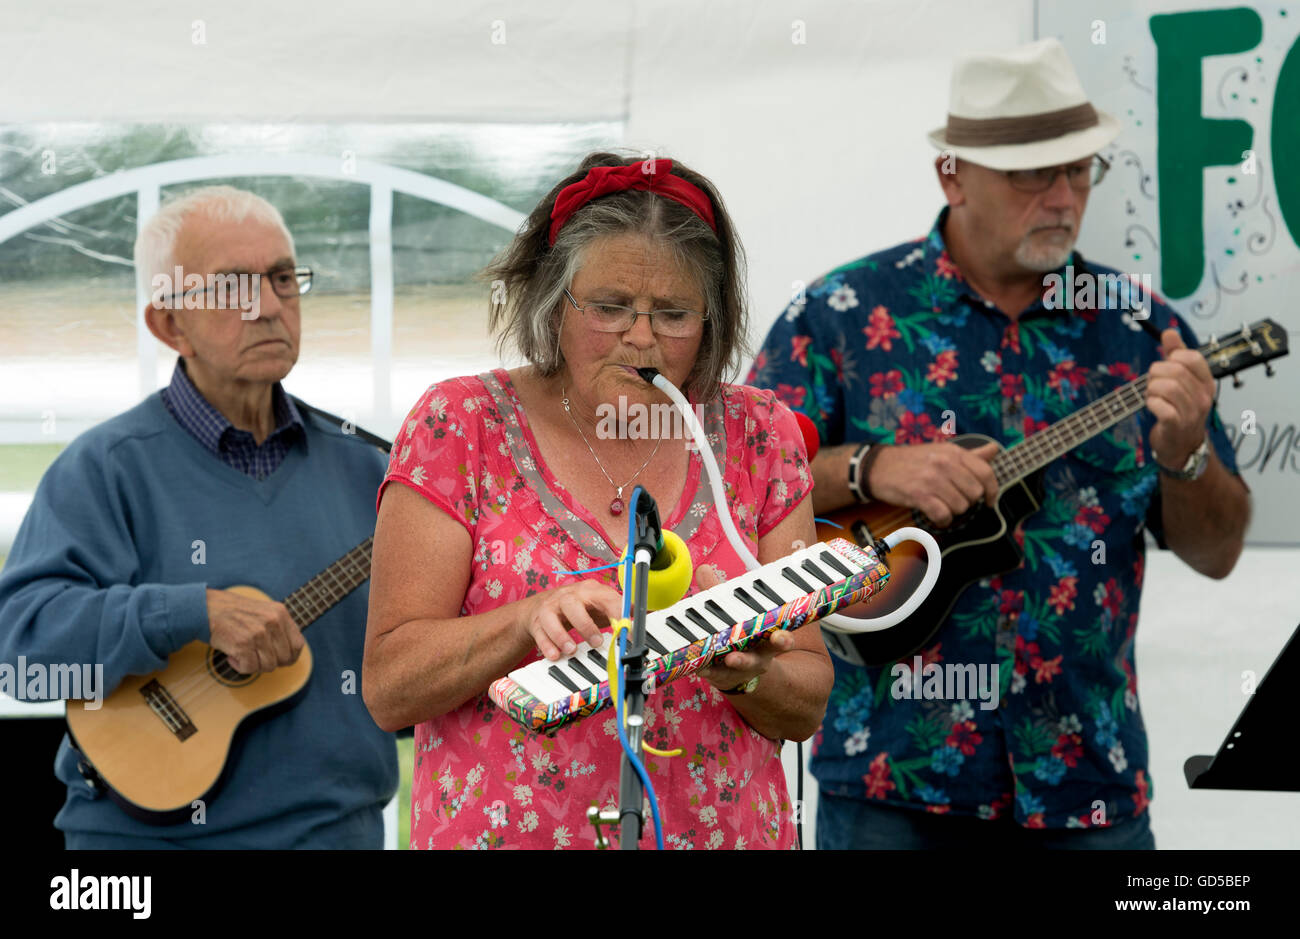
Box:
[568,658,600,685]
[587,649,610,671]
[752,578,786,608]
[548,665,581,694]
[705,599,739,628]
[685,608,719,636]
[733,586,768,615]
[819,550,854,578]
[801,558,834,586]
[782,567,816,594]
[644,631,669,656]
[665,615,698,642]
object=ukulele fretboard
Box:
[991,375,1151,485]
[283,537,374,629]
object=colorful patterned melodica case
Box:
[488,537,889,734]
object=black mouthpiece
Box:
[636,367,660,384]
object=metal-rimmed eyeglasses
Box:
[1003,155,1110,194]
[563,288,707,338]
[169,266,313,309]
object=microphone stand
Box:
[616,488,661,850]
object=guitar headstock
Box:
[1198,319,1289,383]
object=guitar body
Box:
[815,434,1045,666]
[65,585,313,824]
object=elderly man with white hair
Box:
[0,185,397,847]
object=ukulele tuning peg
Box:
[1232,374,1244,389]
[1265,363,1275,378]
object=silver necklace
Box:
[561,387,662,516]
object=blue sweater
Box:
[0,392,397,847]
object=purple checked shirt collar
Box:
[160,358,306,479]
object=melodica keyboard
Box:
[489,537,889,733]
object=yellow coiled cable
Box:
[606,618,682,758]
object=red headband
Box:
[547,158,718,246]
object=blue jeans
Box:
[816,791,1155,850]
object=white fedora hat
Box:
[928,38,1122,171]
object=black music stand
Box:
[1184,622,1300,791]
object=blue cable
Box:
[555,561,624,577]
[614,486,666,850]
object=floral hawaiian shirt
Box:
[747,208,1242,830]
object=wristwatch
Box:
[720,676,759,696]
[1153,437,1209,481]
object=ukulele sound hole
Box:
[207,649,257,687]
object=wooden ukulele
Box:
[64,538,374,824]
[816,319,1287,668]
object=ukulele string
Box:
[841,371,1156,537]
[161,569,354,704]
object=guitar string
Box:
[843,374,1152,536]
[161,558,368,705]
[161,561,367,706]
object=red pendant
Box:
[609,498,624,516]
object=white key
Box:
[644,609,694,653]
[752,563,808,605]
[696,593,748,629]
[563,644,607,689]
[512,660,573,705]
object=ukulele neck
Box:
[991,374,1151,487]
[282,537,374,630]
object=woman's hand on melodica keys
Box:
[690,563,796,694]
[518,580,624,662]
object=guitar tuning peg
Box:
[1265,363,1275,378]
[1232,374,1244,389]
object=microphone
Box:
[793,411,820,462]
[622,489,693,610]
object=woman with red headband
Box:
[363,152,831,849]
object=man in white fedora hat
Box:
[750,38,1250,849]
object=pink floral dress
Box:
[378,369,812,849]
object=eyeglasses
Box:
[171,266,313,309]
[563,288,708,338]
[1003,155,1110,193]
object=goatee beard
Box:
[1015,238,1075,273]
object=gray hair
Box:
[134,185,294,300]
[483,152,748,400]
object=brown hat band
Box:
[945,102,1099,147]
